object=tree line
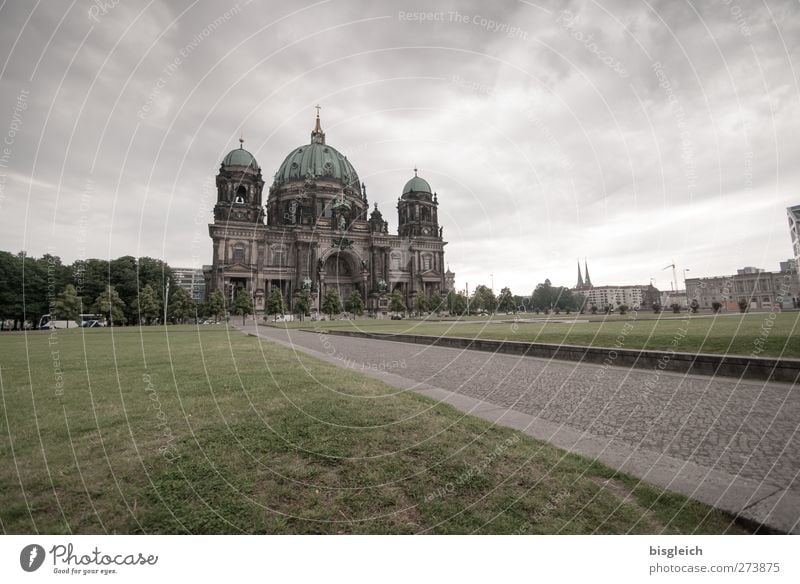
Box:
[0,251,244,329]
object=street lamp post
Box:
[163,280,170,325]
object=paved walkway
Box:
[241,322,800,533]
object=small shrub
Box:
[738,299,748,313]
[652,303,662,314]
[670,303,681,314]
[711,301,722,313]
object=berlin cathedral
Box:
[204,110,455,315]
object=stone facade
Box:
[205,114,454,315]
[685,262,800,310]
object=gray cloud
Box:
[1,0,798,295]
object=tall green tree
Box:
[389,289,406,314]
[496,287,515,313]
[413,294,428,314]
[54,284,82,326]
[346,289,364,316]
[137,284,161,324]
[110,256,139,323]
[322,287,342,319]
[0,251,23,329]
[233,289,254,325]
[168,287,195,324]
[267,288,285,319]
[429,290,445,314]
[293,289,311,321]
[94,285,126,326]
[447,291,467,315]
[206,290,226,322]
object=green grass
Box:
[283,311,800,358]
[0,325,748,534]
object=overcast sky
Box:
[0,0,798,294]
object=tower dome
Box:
[221,138,259,173]
[402,174,432,195]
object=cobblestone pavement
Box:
[249,324,800,496]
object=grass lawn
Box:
[286,311,800,358]
[0,325,748,534]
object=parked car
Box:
[391,314,403,320]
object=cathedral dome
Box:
[221,141,259,171]
[402,174,432,194]
[273,142,360,189]
[272,110,361,190]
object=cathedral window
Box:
[422,254,432,271]
[391,253,402,270]
[232,245,245,263]
[234,185,247,204]
[272,245,287,266]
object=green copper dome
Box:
[402,175,432,194]
[273,142,361,189]
[222,146,259,170]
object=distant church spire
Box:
[311,104,325,144]
[576,260,584,288]
[584,258,592,288]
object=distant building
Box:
[660,290,688,308]
[172,267,206,303]
[575,259,593,290]
[685,261,799,310]
[788,204,800,273]
[579,284,659,310]
[572,260,658,309]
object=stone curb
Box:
[310,329,800,383]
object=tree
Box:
[497,287,515,313]
[618,304,629,315]
[137,284,161,324]
[110,256,139,323]
[711,301,722,313]
[322,288,342,319]
[652,303,662,314]
[738,299,748,313]
[233,288,254,325]
[471,285,496,314]
[449,292,467,315]
[590,304,598,315]
[413,294,428,315]
[168,287,195,324]
[670,303,682,314]
[389,289,406,314]
[531,279,555,311]
[690,299,699,314]
[346,289,364,316]
[293,289,311,321]
[94,285,126,326]
[266,288,285,319]
[207,290,226,322]
[54,284,82,326]
[573,292,588,314]
[429,290,445,314]
[0,251,23,329]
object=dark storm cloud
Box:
[0,0,798,294]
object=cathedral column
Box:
[371,247,377,290]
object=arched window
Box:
[234,185,247,204]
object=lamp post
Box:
[163,280,170,325]
[683,268,690,308]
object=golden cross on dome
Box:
[315,104,321,117]
[239,136,244,148]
